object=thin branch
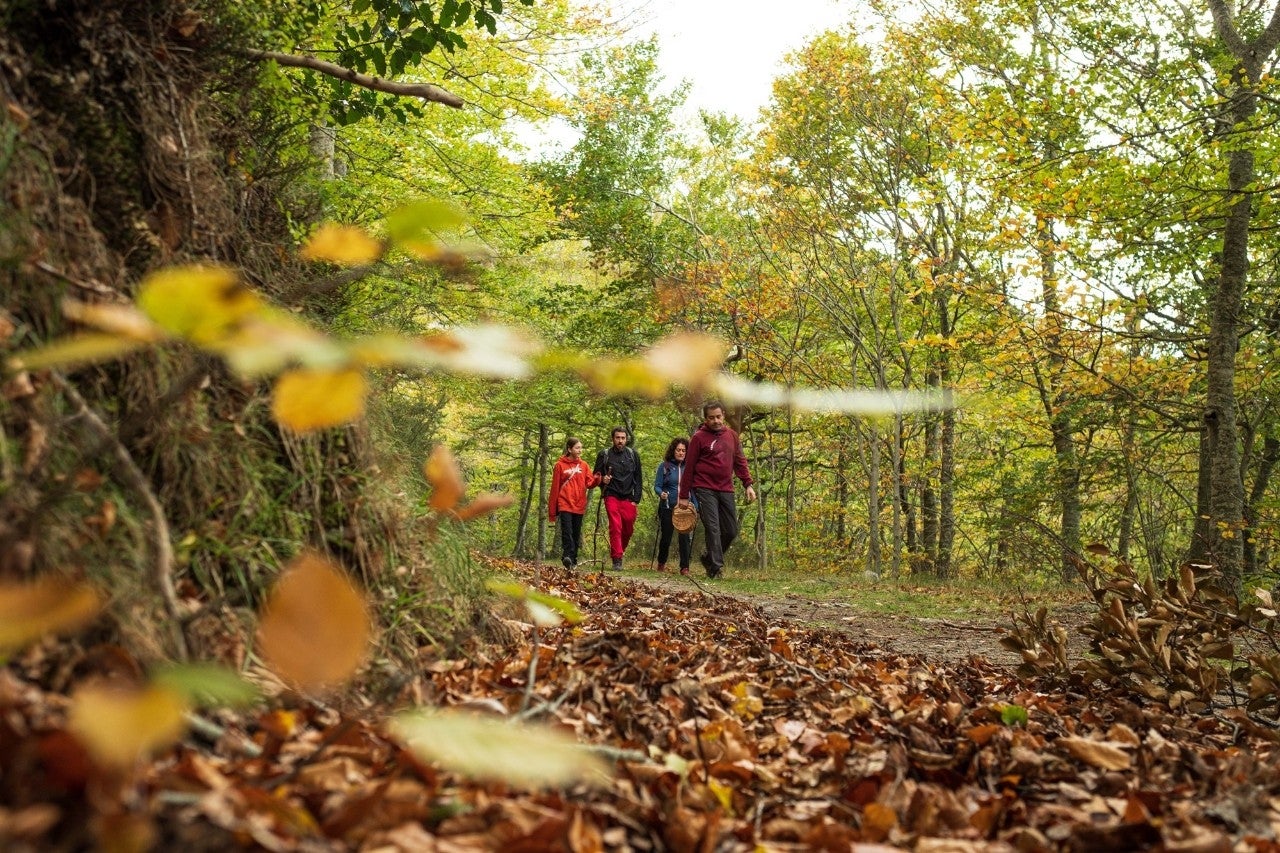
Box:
[242,49,464,108]
[51,373,189,661]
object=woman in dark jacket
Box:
[653,437,695,574]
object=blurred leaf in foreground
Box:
[300,223,384,266]
[151,663,261,708]
[136,265,264,345]
[271,367,369,433]
[258,552,372,691]
[0,577,102,652]
[389,709,611,789]
[425,445,466,511]
[68,684,188,770]
[485,579,585,626]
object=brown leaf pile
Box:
[4,564,1280,851]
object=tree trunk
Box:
[1201,0,1280,591]
[921,399,939,574]
[938,405,956,579]
[1186,426,1216,563]
[513,429,534,557]
[536,423,548,565]
[1245,434,1279,575]
[866,423,882,576]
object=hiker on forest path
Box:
[594,426,643,571]
[678,401,756,579]
[653,436,695,575]
[548,436,600,570]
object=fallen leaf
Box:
[1058,736,1132,770]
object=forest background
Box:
[3,0,1280,670]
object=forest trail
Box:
[620,570,1094,671]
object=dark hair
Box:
[564,436,582,453]
[663,436,689,463]
[610,425,628,439]
[702,400,726,417]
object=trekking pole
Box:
[590,486,603,567]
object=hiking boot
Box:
[611,558,623,571]
[679,566,690,576]
[562,557,573,570]
[699,553,721,579]
[656,563,668,572]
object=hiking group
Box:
[547,401,755,579]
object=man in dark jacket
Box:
[594,426,643,571]
[677,401,756,579]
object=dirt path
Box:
[631,573,1094,670]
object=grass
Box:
[620,560,1088,622]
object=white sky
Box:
[629,0,848,121]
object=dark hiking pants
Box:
[693,487,737,573]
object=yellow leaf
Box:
[424,445,466,511]
[136,265,264,345]
[390,709,611,789]
[300,223,384,266]
[68,684,188,769]
[706,777,734,813]
[258,552,371,690]
[0,577,102,651]
[271,367,368,433]
[6,334,149,373]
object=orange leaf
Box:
[424,445,465,511]
[258,552,371,690]
[271,367,368,433]
[965,724,1002,746]
[452,493,515,520]
[862,802,898,842]
[0,577,102,651]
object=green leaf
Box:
[389,709,611,788]
[151,663,262,708]
[485,579,585,625]
[1000,704,1029,726]
[384,198,467,254]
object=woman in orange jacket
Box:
[548,436,600,569]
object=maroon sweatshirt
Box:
[679,423,752,499]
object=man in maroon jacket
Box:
[677,400,756,578]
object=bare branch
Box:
[244,49,464,108]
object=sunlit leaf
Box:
[6,334,149,373]
[715,374,957,415]
[0,577,102,651]
[384,198,467,259]
[151,663,261,708]
[271,367,368,433]
[389,709,611,789]
[136,265,265,345]
[221,312,347,378]
[61,300,165,341]
[300,223,384,266]
[353,325,537,379]
[68,684,188,769]
[485,579,585,624]
[258,552,372,690]
[424,445,466,511]
[645,332,725,387]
